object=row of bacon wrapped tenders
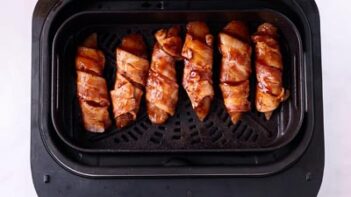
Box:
[75,20,289,133]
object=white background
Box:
[0,0,349,196]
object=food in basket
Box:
[146,26,183,124]
[75,33,111,133]
[110,34,150,128]
[218,20,252,124]
[252,23,289,120]
[181,21,214,121]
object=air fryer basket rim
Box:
[32,0,322,178]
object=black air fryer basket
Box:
[31,0,324,196]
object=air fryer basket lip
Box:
[51,8,305,153]
[32,0,322,177]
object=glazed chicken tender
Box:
[182,21,214,121]
[252,23,289,120]
[75,33,111,133]
[146,26,182,124]
[110,34,150,128]
[218,20,252,123]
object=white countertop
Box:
[0,0,349,196]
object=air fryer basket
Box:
[52,10,304,153]
[32,0,321,177]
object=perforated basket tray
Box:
[51,10,304,153]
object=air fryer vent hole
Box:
[158,126,166,131]
[133,127,143,135]
[242,129,253,141]
[189,125,196,130]
[154,131,163,137]
[150,137,161,144]
[251,133,259,142]
[236,125,248,139]
[172,135,181,140]
[205,121,214,128]
[121,134,129,142]
[140,122,148,130]
[128,131,137,141]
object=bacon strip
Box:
[146,26,182,124]
[182,21,214,121]
[111,34,150,128]
[252,23,288,120]
[75,33,111,133]
[218,21,252,124]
